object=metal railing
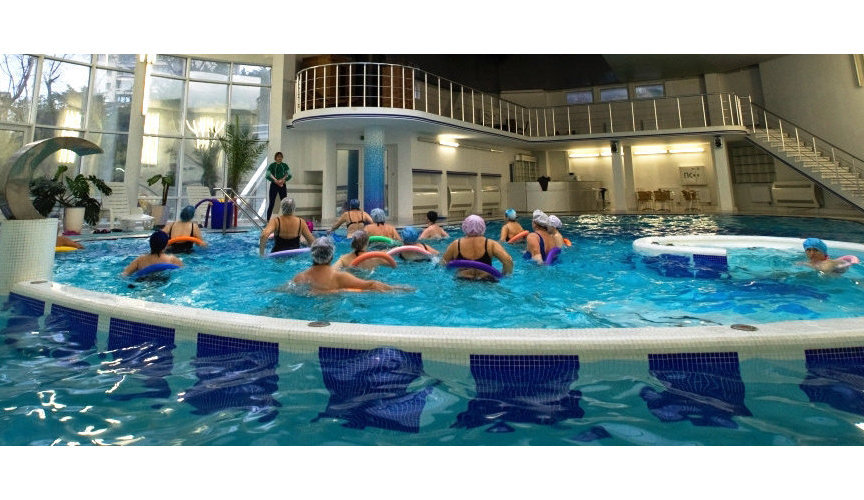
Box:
[295,62,745,138]
[214,187,267,231]
[740,96,864,195]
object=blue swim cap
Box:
[180,205,195,222]
[803,237,827,254]
[505,208,517,220]
[149,230,169,253]
[401,226,419,243]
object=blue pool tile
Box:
[105,318,176,401]
[640,352,751,428]
[316,346,431,433]
[182,333,281,422]
[800,347,864,416]
[46,304,98,351]
[453,354,584,431]
[6,293,45,317]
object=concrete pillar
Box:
[125,58,148,211]
[622,144,636,211]
[363,126,385,211]
[711,136,736,212]
[268,55,285,160]
[320,133,338,225]
[609,141,628,212]
[393,138,414,226]
[0,219,57,297]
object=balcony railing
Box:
[295,62,745,138]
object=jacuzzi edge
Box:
[8,280,864,363]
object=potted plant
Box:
[30,164,112,233]
[146,173,174,225]
[218,116,268,193]
[192,128,221,190]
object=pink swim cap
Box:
[461,215,486,236]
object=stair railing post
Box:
[763,110,769,140]
[653,99,658,130]
[778,121,785,149]
[748,96,756,133]
[795,129,801,156]
[676,97,682,128]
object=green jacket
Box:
[267,162,291,183]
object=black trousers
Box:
[267,181,287,220]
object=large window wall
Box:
[1,54,134,179]
[142,55,271,218]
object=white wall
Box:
[759,54,864,159]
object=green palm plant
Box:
[217,116,268,193]
[30,164,112,226]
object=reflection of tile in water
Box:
[316,346,431,433]
[183,333,281,423]
[640,352,751,428]
[453,354,584,432]
[7,293,45,317]
[45,304,98,355]
[105,318,175,401]
[800,347,864,416]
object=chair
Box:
[682,189,701,212]
[101,182,136,229]
[185,185,215,225]
[652,189,672,211]
[636,190,654,211]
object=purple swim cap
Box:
[462,215,486,236]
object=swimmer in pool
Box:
[333,230,395,270]
[418,210,449,240]
[293,237,411,292]
[396,226,438,262]
[442,214,513,280]
[499,208,526,242]
[122,231,183,276]
[329,199,373,238]
[259,198,314,256]
[524,209,562,265]
[802,237,850,274]
[547,215,566,248]
[163,205,207,253]
[364,208,402,242]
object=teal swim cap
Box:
[505,209,517,220]
[803,237,827,255]
[401,226,419,243]
[180,205,195,222]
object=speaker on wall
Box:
[714,136,723,149]
[610,141,619,154]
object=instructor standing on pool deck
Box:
[266,152,292,220]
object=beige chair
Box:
[101,182,134,228]
[652,189,672,211]
[636,190,654,211]
[682,189,701,211]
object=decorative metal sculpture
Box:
[0,137,103,220]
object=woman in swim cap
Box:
[499,208,526,243]
[329,199,373,238]
[364,208,402,243]
[292,236,411,293]
[442,215,513,280]
[259,198,315,256]
[162,205,207,253]
[332,230,395,270]
[802,237,849,273]
[524,209,561,264]
[547,215,566,248]
[122,231,184,276]
[418,210,449,240]
[397,226,438,261]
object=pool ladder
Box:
[213,188,267,232]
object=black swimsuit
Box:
[456,238,492,265]
[167,223,195,253]
[272,217,303,252]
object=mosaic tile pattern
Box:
[7,292,45,317]
[800,346,864,416]
[453,354,584,432]
[46,304,98,350]
[106,318,176,402]
[316,346,431,433]
[182,333,281,422]
[641,352,752,428]
[0,219,57,295]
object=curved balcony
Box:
[293,62,748,141]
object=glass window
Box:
[36,59,91,129]
[190,59,230,82]
[140,136,181,208]
[231,85,269,140]
[145,76,184,136]
[0,128,25,167]
[635,84,664,99]
[48,54,92,64]
[183,137,222,190]
[95,54,137,71]
[81,132,128,182]
[599,87,628,102]
[152,55,186,77]
[0,54,36,123]
[233,64,271,86]
[186,81,228,127]
[88,68,133,132]
[566,90,593,105]
[33,127,82,176]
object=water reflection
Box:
[104,319,175,402]
[800,347,864,416]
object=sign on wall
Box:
[679,166,706,185]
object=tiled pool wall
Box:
[8,282,864,434]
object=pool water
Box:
[51,214,864,329]
[3,298,864,446]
